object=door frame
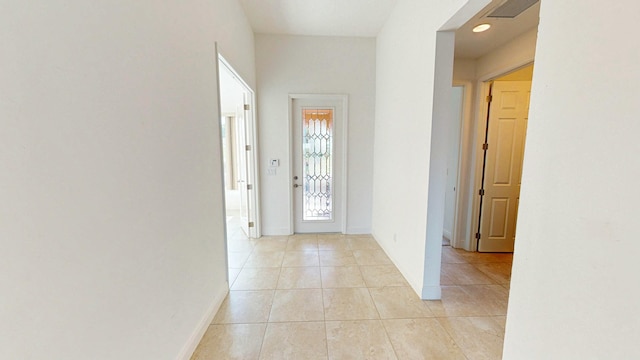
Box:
[218,54,261,238]
[466,62,534,251]
[449,81,473,249]
[288,94,349,234]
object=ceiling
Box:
[238,0,398,37]
[238,0,539,59]
[454,0,540,59]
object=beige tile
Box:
[360,265,409,288]
[425,286,488,317]
[286,237,319,251]
[227,251,251,269]
[253,237,288,252]
[369,287,433,319]
[456,249,513,264]
[383,318,466,360]
[317,233,346,240]
[244,251,285,268]
[319,250,357,266]
[440,263,495,285]
[441,246,468,264]
[321,266,366,288]
[493,315,507,331]
[347,237,382,250]
[353,249,392,265]
[318,238,351,251]
[231,267,280,291]
[191,323,266,360]
[213,290,274,324]
[228,268,241,288]
[269,289,324,322]
[289,233,318,241]
[277,267,322,289]
[437,316,505,360]
[473,262,512,285]
[227,238,256,252]
[326,320,397,360]
[461,285,510,316]
[282,250,320,267]
[259,322,327,360]
[323,288,379,320]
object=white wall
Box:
[475,27,537,80]
[0,1,255,359]
[503,1,640,358]
[453,58,477,81]
[372,0,484,297]
[255,34,376,235]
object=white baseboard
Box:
[421,285,442,300]
[177,284,229,360]
[345,226,371,235]
[261,227,291,236]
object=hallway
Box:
[191,222,512,359]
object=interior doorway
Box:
[476,66,533,252]
[218,56,260,239]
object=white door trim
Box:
[450,81,473,250]
[218,54,261,238]
[288,94,349,234]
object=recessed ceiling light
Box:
[473,23,491,33]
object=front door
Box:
[292,97,344,233]
[478,80,531,252]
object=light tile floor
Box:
[192,217,513,360]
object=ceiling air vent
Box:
[486,0,539,18]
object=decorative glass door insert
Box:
[302,108,334,221]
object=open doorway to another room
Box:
[429,0,539,305]
[218,56,260,282]
[444,0,540,255]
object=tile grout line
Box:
[355,239,401,360]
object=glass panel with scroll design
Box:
[302,108,333,221]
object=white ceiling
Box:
[238,0,398,37]
[455,0,540,59]
[238,0,539,59]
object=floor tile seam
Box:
[443,281,498,286]
[363,285,385,323]
[255,321,269,360]
[432,314,501,319]
[265,319,327,324]
[378,317,402,359]
[432,316,473,360]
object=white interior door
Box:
[292,97,344,233]
[479,80,531,252]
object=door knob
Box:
[293,176,299,180]
[294,184,301,188]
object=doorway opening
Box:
[218,55,260,243]
[423,0,540,298]
[475,65,533,252]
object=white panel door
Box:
[479,81,531,252]
[292,98,344,233]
